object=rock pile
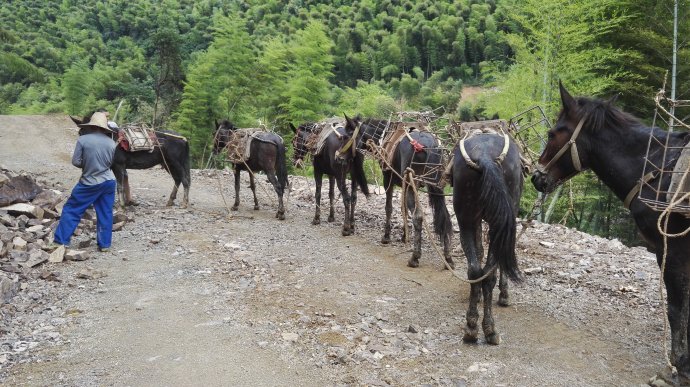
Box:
[0,168,127,302]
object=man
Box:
[52,111,117,252]
[99,108,136,205]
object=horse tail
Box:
[275,141,288,194]
[353,153,370,197]
[427,185,452,242]
[476,155,521,282]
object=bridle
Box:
[538,116,587,174]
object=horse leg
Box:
[112,165,126,210]
[335,173,352,236]
[167,184,179,207]
[349,174,357,233]
[312,172,323,225]
[443,232,455,270]
[124,174,135,205]
[460,220,483,343]
[266,171,285,220]
[327,176,335,223]
[407,184,422,268]
[381,172,392,244]
[248,173,259,210]
[665,268,690,377]
[498,268,510,306]
[481,267,501,345]
[232,168,241,211]
[166,168,180,207]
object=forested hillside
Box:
[1,0,688,244]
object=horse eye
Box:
[547,131,555,140]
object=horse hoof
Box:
[485,332,501,345]
[498,296,511,307]
[407,258,419,268]
[277,212,285,220]
[462,332,479,343]
[342,228,352,236]
[166,201,174,207]
[312,218,321,225]
[380,237,391,244]
[231,206,239,211]
[327,216,335,223]
[254,205,260,211]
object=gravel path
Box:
[0,115,665,386]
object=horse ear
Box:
[69,115,83,126]
[559,80,577,113]
[289,123,297,133]
[344,113,353,128]
[491,113,499,120]
[606,93,620,106]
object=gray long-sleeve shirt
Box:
[72,132,117,185]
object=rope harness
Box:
[459,132,510,170]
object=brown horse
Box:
[452,131,523,345]
[213,120,288,220]
[350,116,453,269]
[290,119,369,235]
[532,82,690,382]
[70,114,190,209]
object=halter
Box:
[459,132,510,170]
[335,122,361,158]
[539,116,587,174]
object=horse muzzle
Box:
[531,170,553,193]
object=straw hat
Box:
[78,112,114,132]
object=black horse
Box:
[290,118,369,235]
[70,114,190,209]
[451,131,523,345]
[213,120,288,220]
[532,82,690,381]
[351,116,453,268]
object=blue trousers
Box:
[54,180,116,249]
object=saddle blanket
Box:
[225,129,281,163]
[313,118,346,156]
[380,121,429,170]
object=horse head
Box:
[291,122,313,168]
[532,82,593,193]
[213,119,237,154]
[344,114,373,153]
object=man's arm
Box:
[71,140,84,168]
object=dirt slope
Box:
[0,115,666,386]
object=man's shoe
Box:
[98,247,110,253]
[46,242,64,251]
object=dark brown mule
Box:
[213,120,288,220]
[70,114,190,209]
[452,131,523,345]
[351,116,453,268]
[532,82,690,381]
[290,119,369,235]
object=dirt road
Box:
[0,115,665,386]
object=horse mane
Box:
[575,96,690,143]
[573,97,642,134]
